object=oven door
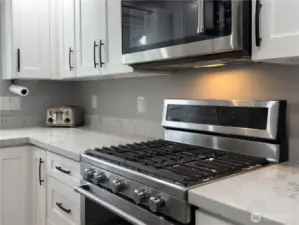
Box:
[122,0,243,65]
[75,182,178,225]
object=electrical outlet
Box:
[91,95,98,109]
[137,96,146,114]
[0,97,21,111]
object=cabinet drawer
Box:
[47,152,81,186]
[47,176,80,225]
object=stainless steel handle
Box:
[93,41,99,68]
[39,158,44,186]
[17,49,21,72]
[197,0,205,33]
[69,47,74,71]
[74,185,147,225]
[99,40,104,68]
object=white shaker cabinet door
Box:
[76,0,106,77]
[252,0,299,63]
[57,0,76,78]
[11,0,51,79]
[102,0,133,76]
[32,148,47,225]
[0,147,31,225]
[47,177,81,225]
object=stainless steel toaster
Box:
[46,106,84,127]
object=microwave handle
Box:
[75,185,147,225]
[197,0,205,33]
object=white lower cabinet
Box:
[47,176,81,225]
[0,146,81,225]
[46,152,81,225]
[46,151,81,187]
[0,146,32,225]
[196,210,237,225]
[32,147,47,225]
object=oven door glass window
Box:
[122,0,232,54]
[85,198,133,225]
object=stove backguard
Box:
[162,99,287,163]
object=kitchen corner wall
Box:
[74,63,299,162]
[0,78,76,128]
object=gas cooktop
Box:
[77,99,287,225]
[85,140,269,187]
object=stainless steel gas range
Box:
[75,99,287,225]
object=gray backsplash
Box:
[74,63,299,162]
[1,63,299,161]
[0,79,76,128]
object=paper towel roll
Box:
[9,84,29,96]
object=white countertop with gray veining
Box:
[0,127,148,161]
[189,162,299,225]
[2,128,298,225]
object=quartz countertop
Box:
[0,128,148,161]
[2,128,298,225]
[188,162,299,225]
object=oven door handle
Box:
[74,185,147,225]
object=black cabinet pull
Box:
[93,41,99,68]
[56,203,71,214]
[99,40,104,68]
[55,166,71,175]
[69,47,74,71]
[39,158,44,186]
[17,49,20,72]
[255,0,262,47]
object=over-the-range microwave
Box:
[121,0,252,70]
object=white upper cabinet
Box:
[57,0,77,79]
[75,0,133,78]
[1,0,51,79]
[0,0,150,80]
[252,0,299,64]
[76,0,106,77]
[101,0,133,75]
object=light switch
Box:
[137,96,146,114]
[0,97,21,111]
[91,95,98,109]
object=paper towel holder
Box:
[9,79,29,96]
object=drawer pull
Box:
[55,166,71,175]
[56,202,71,214]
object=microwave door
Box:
[122,0,214,65]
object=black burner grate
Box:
[85,140,269,186]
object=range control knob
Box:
[133,188,148,205]
[149,195,166,212]
[83,168,95,180]
[111,179,126,193]
[92,172,106,185]
[64,118,71,123]
[47,118,53,123]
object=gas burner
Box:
[85,140,269,186]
